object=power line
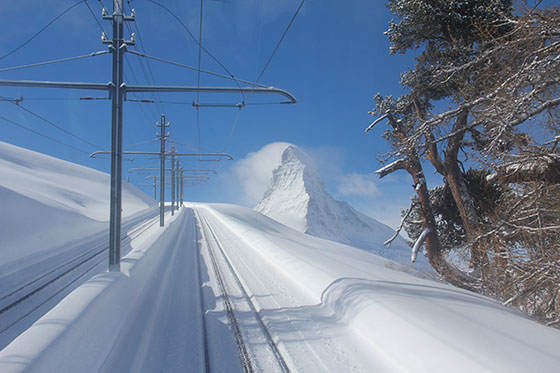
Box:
[84,0,106,32]
[196,0,205,147]
[2,100,105,150]
[144,0,245,99]
[126,50,267,87]
[125,0,167,116]
[0,51,109,73]
[254,0,305,86]
[88,0,160,131]
[0,114,90,155]
[0,1,86,62]
[223,0,304,151]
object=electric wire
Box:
[222,0,304,151]
[23,97,108,101]
[84,0,106,32]
[0,115,90,155]
[126,0,167,116]
[222,107,242,152]
[0,0,86,62]
[86,0,159,132]
[124,138,159,148]
[144,0,245,100]
[0,51,110,73]
[126,50,267,88]
[12,102,106,150]
[123,59,159,130]
[196,0,205,148]
[253,0,305,87]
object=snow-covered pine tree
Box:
[367,1,560,326]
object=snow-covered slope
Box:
[3,203,559,372]
[0,141,156,266]
[255,145,426,269]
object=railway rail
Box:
[0,209,161,344]
[196,208,291,373]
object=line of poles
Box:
[0,0,296,272]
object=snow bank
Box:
[0,141,156,267]
[202,203,560,372]
[0,212,181,373]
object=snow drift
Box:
[255,144,427,269]
[0,141,156,267]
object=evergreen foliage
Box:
[369,0,560,327]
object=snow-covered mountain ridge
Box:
[255,145,427,269]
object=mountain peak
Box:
[254,144,428,270]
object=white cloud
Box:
[337,173,379,197]
[232,141,292,206]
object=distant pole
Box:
[176,161,181,209]
[171,145,176,216]
[152,177,157,200]
[180,168,184,205]
[156,114,169,227]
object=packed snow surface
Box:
[2,203,559,372]
[0,141,158,349]
[0,141,156,267]
[1,143,559,372]
[255,144,428,270]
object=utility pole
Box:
[180,168,184,205]
[176,161,181,209]
[156,114,169,227]
[151,177,157,200]
[1,1,295,272]
[170,145,176,216]
[104,0,135,272]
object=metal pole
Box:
[157,114,168,227]
[176,161,180,209]
[180,168,184,205]
[152,177,157,200]
[108,0,125,272]
[171,145,175,216]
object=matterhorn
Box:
[255,144,430,270]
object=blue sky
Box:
[0,0,432,228]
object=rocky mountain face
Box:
[255,145,430,270]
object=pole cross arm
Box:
[144,175,209,179]
[0,81,296,104]
[129,168,217,174]
[0,80,111,91]
[124,84,297,104]
[91,150,233,160]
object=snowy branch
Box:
[384,201,416,248]
[364,113,389,134]
[411,228,431,263]
[375,158,407,178]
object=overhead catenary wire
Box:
[196,0,204,148]
[124,138,159,148]
[84,0,106,32]
[126,0,167,117]
[0,114,90,155]
[126,50,268,88]
[0,51,110,73]
[222,0,304,151]
[144,0,246,101]
[253,0,305,87]
[84,0,159,131]
[86,0,160,131]
[2,99,105,150]
[0,0,86,62]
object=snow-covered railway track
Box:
[196,209,291,373]
[0,213,159,343]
